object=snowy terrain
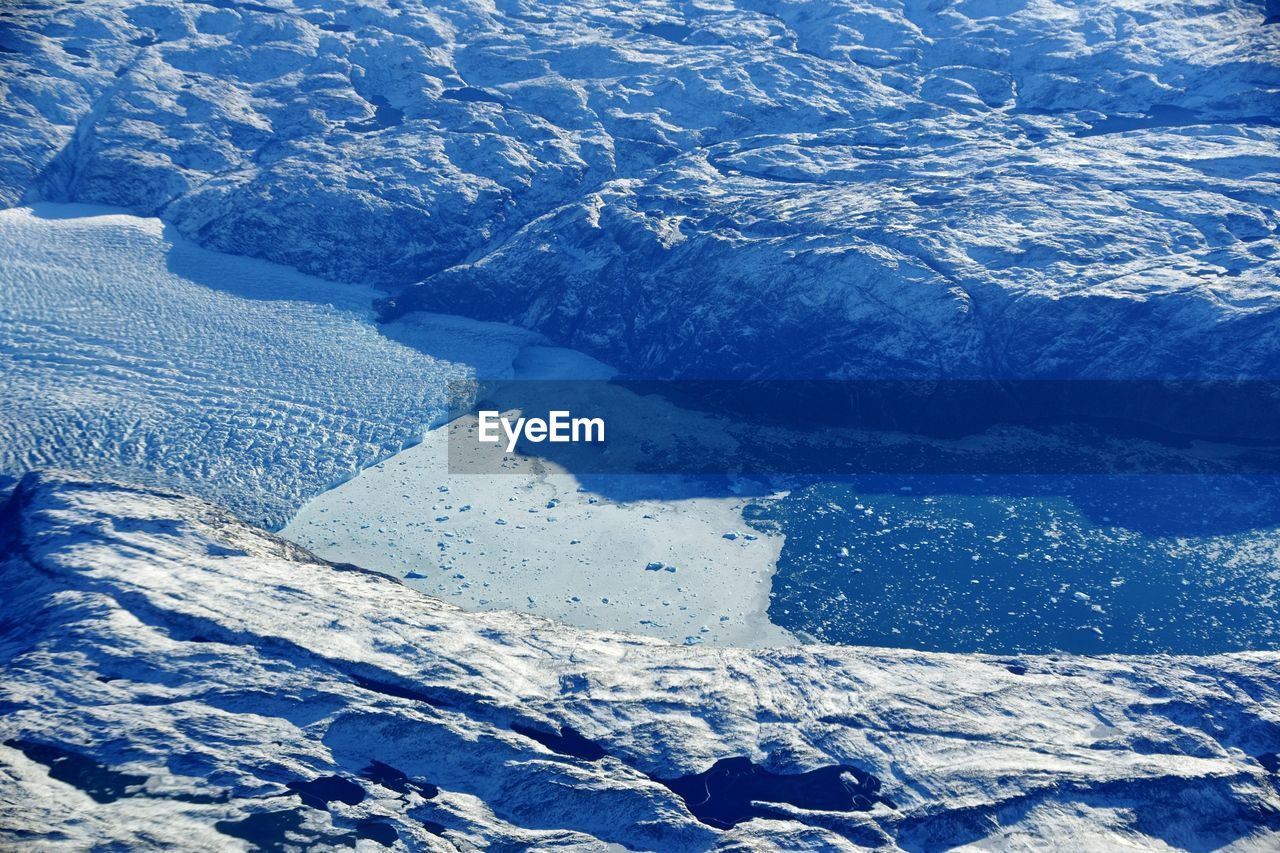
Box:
[3,0,1280,847]
[3,0,1278,379]
[4,472,1280,850]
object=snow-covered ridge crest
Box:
[3,470,1279,849]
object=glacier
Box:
[3,472,1280,850]
[0,201,796,649]
[0,203,470,529]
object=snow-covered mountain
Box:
[3,0,1278,378]
[3,471,1280,850]
[4,2,1280,848]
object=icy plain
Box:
[283,428,793,647]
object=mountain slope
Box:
[3,0,1277,378]
[3,471,1279,850]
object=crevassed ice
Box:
[0,204,466,528]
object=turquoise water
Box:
[750,477,1280,655]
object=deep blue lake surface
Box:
[750,476,1280,655]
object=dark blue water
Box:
[344,96,404,133]
[4,739,147,804]
[640,22,695,43]
[655,756,890,829]
[511,723,607,761]
[286,775,365,809]
[505,723,888,830]
[432,379,1280,654]
[1075,105,1280,136]
[752,477,1280,655]
[442,87,506,106]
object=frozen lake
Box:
[283,430,792,647]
